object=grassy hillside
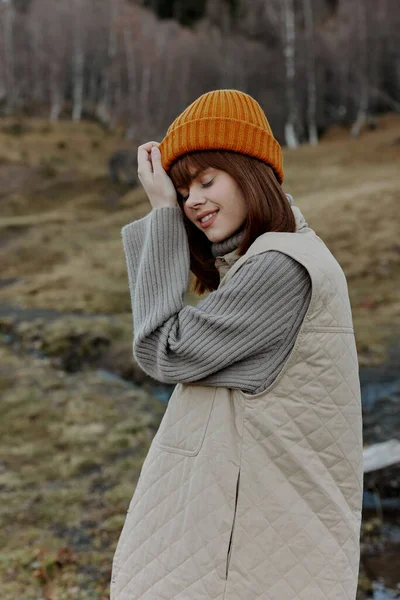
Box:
[0,114,399,599]
[1,114,399,361]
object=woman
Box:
[111,90,363,600]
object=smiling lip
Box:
[199,211,218,229]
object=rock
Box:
[363,440,400,473]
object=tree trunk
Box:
[29,16,45,107]
[96,0,119,128]
[50,61,63,121]
[282,0,298,148]
[123,25,137,99]
[2,0,16,114]
[303,0,318,145]
[139,64,152,133]
[351,0,368,137]
[72,0,85,122]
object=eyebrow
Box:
[178,168,210,190]
[189,168,207,179]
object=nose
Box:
[185,191,206,209]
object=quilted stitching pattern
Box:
[111,228,363,600]
[153,383,217,456]
[225,329,363,599]
[111,387,244,599]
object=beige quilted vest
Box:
[111,206,363,600]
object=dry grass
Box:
[0,339,165,599]
[0,113,399,598]
[1,112,399,360]
[283,113,400,362]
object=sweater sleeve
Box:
[121,206,311,386]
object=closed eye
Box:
[180,179,214,202]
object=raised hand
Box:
[137,141,178,210]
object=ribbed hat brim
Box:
[160,117,283,183]
[159,90,284,183]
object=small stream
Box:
[94,367,174,404]
[60,333,400,598]
[1,303,399,597]
[66,352,400,598]
[358,342,400,598]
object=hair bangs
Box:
[169,151,234,194]
[166,150,296,295]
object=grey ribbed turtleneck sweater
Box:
[121,205,311,394]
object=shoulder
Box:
[234,250,311,284]
[212,250,312,329]
[222,251,312,308]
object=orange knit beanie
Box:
[158,89,284,183]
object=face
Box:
[176,168,248,243]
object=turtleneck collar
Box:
[211,228,246,258]
[211,195,308,278]
[210,193,298,259]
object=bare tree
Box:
[72,0,86,121]
[303,0,318,144]
[1,0,16,114]
[351,0,369,137]
[282,0,298,147]
[368,0,400,113]
[96,0,121,127]
[123,24,137,103]
[0,0,399,146]
[48,3,68,120]
[29,13,45,108]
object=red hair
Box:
[169,150,296,295]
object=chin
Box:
[205,230,225,243]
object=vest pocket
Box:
[226,468,241,579]
[154,383,216,456]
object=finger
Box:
[137,145,154,175]
[140,141,160,146]
[139,141,160,151]
[150,146,163,175]
[137,142,161,175]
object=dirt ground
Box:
[1,113,399,361]
[0,113,399,599]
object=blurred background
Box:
[0,0,399,598]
